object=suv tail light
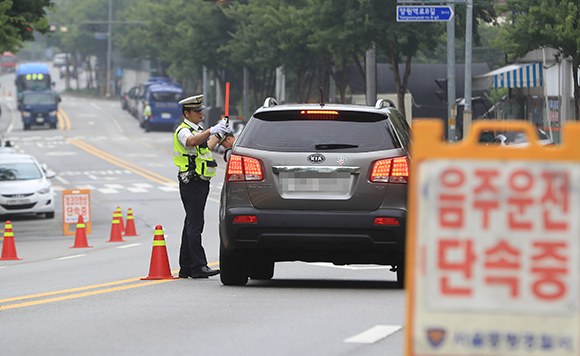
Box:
[370,157,409,183]
[227,155,264,182]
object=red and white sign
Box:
[412,160,580,355]
[62,189,91,235]
[422,161,579,314]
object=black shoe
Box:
[190,265,220,278]
[178,270,191,278]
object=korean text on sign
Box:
[422,161,580,315]
[63,193,90,224]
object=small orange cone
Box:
[114,206,125,234]
[1,221,22,260]
[107,212,125,242]
[141,225,177,280]
[70,215,92,248]
[123,208,139,236]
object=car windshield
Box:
[151,92,182,102]
[23,93,57,106]
[0,163,42,181]
[499,129,551,144]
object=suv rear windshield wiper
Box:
[315,143,359,150]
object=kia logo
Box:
[307,153,325,164]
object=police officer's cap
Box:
[179,95,205,111]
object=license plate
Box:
[6,199,30,205]
[161,113,171,119]
[36,117,44,123]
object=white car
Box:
[0,154,55,218]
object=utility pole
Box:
[106,0,112,97]
[366,43,377,106]
[447,3,456,142]
[463,0,473,139]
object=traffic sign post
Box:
[62,189,92,236]
[405,120,580,356]
[397,6,454,22]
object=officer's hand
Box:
[223,123,233,135]
[210,122,227,135]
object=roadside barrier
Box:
[114,206,125,234]
[141,225,177,280]
[107,212,125,242]
[0,221,22,260]
[124,208,139,236]
[70,215,92,248]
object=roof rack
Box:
[263,97,278,108]
[375,99,396,109]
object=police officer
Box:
[174,94,231,278]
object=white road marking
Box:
[98,188,119,194]
[55,175,69,184]
[159,185,179,192]
[344,325,402,344]
[133,183,153,188]
[104,184,124,189]
[56,254,87,260]
[127,187,148,193]
[116,243,142,249]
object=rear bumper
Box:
[219,207,406,265]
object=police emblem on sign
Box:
[426,328,446,348]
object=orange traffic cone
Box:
[124,208,139,236]
[1,221,22,260]
[141,225,177,280]
[70,215,92,248]
[114,206,125,234]
[107,212,125,242]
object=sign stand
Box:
[405,120,580,356]
[62,189,91,236]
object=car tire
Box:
[45,212,55,219]
[396,261,405,289]
[23,123,30,130]
[219,241,248,286]
[249,261,275,280]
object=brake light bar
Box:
[370,157,409,183]
[300,110,339,120]
[227,155,264,182]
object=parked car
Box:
[53,53,70,68]
[218,98,411,287]
[0,153,55,218]
[121,86,138,111]
[492,127,555,147]
[19,89,60,130]
[59,65,76,79]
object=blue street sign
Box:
[397,6,454,22]
[94,33,107,40]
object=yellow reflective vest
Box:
[173,121,217,178]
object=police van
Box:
[139,82,183,132]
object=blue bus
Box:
[140,83,184,132]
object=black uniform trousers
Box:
[179,178,210,272]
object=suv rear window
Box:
[238,114,401,152]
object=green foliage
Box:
[492,0,580,119]
[0,0,53,53]
[484,87,508,105]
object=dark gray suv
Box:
[219,98,411,287]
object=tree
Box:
[491,0,580,121]
[0,0,53,53]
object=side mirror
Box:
[223,148,232,163]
